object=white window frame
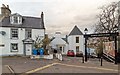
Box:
[25,29,32,38]
[10,16,22,24]
[11,43,18,52]
[11,28,18,39]
[76,37,79,43]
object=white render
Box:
[68,35,84,55]
[50,33,68,54]
[50,37,68,54]
[0,27,45,56]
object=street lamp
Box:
[84,28,88,34]
[114,25,118,64]
[84,28,88,62]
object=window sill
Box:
[11,38,19,40]
[11,50,18,52]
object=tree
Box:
[42,34,50,55]
[93,2,120,56]
[94,2,118,33]
[34,35,43,49]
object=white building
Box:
[0,12,45,56]
[50,26,84,55]
[50,32,68,55]
[68,26,84,55]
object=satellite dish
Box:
[0,31,6,35]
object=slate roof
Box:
[69,25,83,35]
[50,37,68,44]
[62,38,68,44]
[0,15,45,29]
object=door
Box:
[25,44,32,56]
[59,46,65,54]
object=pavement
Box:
[1,55,119,74]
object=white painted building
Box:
[0,12,45,56]
[68,26,84,55]
[50,32,68,54]
[50,26,84,55]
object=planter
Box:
[30,54,53,60]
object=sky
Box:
[0,0,119,36]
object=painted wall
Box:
[50,37,68,54]
[68,35,84,55]
[0,27,45,56]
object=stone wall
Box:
[0,4,11,20]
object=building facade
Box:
[68,26,84,55]
[50,26,84,55]
[0,5,45,56]
[50,32,68,54]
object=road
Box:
[1,56,119,74]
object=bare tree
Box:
[94,2,118,33]
[93,2,119,56]
[34,35,43,49]
[42,34,50,55]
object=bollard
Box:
[100,56,103,66]
[82,56,84,63]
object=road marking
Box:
[24,62,118,73]
[25,63,57,73]
[5,65,15,73]
[56,63,118,72]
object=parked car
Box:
[67,50,75,57]
[76,51,83,57]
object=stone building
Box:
[0,4,11,21]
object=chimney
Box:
[41,12,44,27]
[41,12,44,20]
[55,32,61,38]
[1,4,11,17]
[7,5,9,8]
[2,4,6,7]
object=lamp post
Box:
[84,28,88,62]
[114,25,118,64]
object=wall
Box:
[32,29,45,40]
[68,35,84,55]
[50,37,68,54]
[0,27,45,56]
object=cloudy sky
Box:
[0,0,119,35]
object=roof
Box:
[50,37,55,41]
[0,15,45,29]
[50,37,68,44]
[69,26,83,35]
[62,38,68,44]
[10,13,22,17]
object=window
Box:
[60,47,62,51]
[25,29,32,38]
[11,29,18,39]
[76,37,79,43]
[76,46,79,52]
[11,43,18,52]
[13,16,18,24]
[10,15,22,24]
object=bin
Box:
[39,48,44,55]
[32,49,37,55]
